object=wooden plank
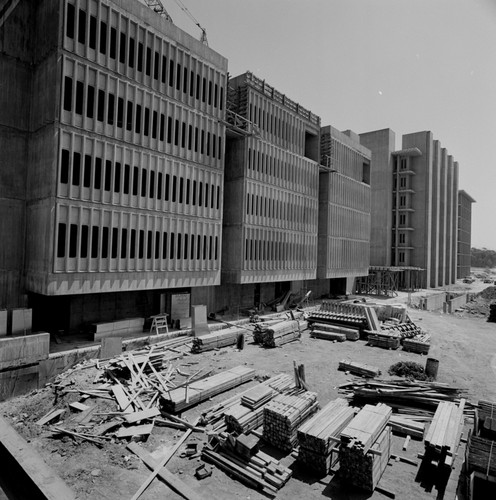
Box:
[0,414,76,499]
[69,402,91,412]
[124,407,161,424]
[127,442,203,500]
[116,423,154,439]
[36,409,65,426]
[0,332,50,370]
[111,385,133,413]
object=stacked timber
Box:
[381,322,423,339]
[260,320,307,347]
[389,414,425,439]
[191,326,246,353]
[466,434,496,486]
[488,302,496,323]
[307,310,367,330]
[252,320,284,344]
[263,391,319,451]
[402,334,431,354]
[339,379,466,413]
[476,399,496,437]
[161,365,255,413]
[339,403,392,491]
[241,385,275,409]
[297,398,355,475]
[338,360,381,378]
[200,374,294,431]
[366,331,401,350]
[311,329,346,342]
[424,399,465,467]
[310,322,359,341]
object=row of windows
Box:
[393,213,408,226]
[244,238,316,268]
[60,149,220,210]
[247,147,318,191]
[63,76,222,160]
[325,238,369,271]
[327,175,371,213]
[326,205,370,241]
[65,2,224,111]
[57,222,218,262]
[325,138,371,185]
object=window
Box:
[135,104,141,133]
[124,164,130,194]
[126,101,133,131]
[154,52,159,80]
[400,176,407,188]
[141,169,147,197]
[83,155,91,187]
[81,225,89,258]
[89,15,96,49]
[63,76,72,111]
[72,152,81,186]
[130,229,136,259]
[107,93,115,125]
[110,28,116,59]
[119,32,126,64]
[97,90,105,121]
[86,85,94,118]
[94,158,102,189]
[91,226,99,258]
[146,47,152,76]
[114,162,121,192]
[399,233,406,244]
[399,214,406,225]
[144,108,150,136]
[137,42,143,72]
[117,98,124,128]
[60,149,70,184]
[57,223,66,257]
[75,81,84,115]
[147,231,152,259]
[128,37,135,67]
[99,22,107,54]
[149,170,155,198]
[66,4,75,39]
[78,9,86,45]
[104,160,112,191]
[69,224,78,258]
[121,229,127,258]
[139,230,144,258]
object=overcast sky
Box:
[162,0,496,250]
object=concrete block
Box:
[0,332,50,370]
[0,310,7,336]
[11,308,32,335]
[192,305,209,337]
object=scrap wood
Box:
[49,425,109,445]
[36,408,65,426]
[116,423,154,439]
[124,407,161,424]
[127,442,203,500]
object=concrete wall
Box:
[444,293,468,313]
[457,190,474,278]
[419,292,446,311]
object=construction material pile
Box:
[161,365,255,413]
[203,432,292,498]
[338,359,381,378]
[388,414,426,439]
[381,322,424,338]
[297,398,355,475]
[466,434,496,481]
[475,399,496,438]
[254,319,306,347]
[367,331,401,349]
[263,391,319,451]
[199,373,294,432]
[424,399,465,467]
[310,322,359,342]
[339,379,467,413]
[339,403,392,491]
[191,326,246,353]
[402,333,431,354]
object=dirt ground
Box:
[1,282,496,500]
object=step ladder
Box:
[150,314,169,335]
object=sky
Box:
[161,0,496,250]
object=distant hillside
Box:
[471,247,496,269]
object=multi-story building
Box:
[360,129,462,288]
[318,127,371,291]
[457,190,475,278]
[0,0,228,331]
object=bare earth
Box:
[1,288,496,500]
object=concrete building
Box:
[0,0,228,331]
[360,129,461,288]
[457,190,475,278]
[318,127,371,290]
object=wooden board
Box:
[116,423,154,439]
[0,332,50,370]
[0,414,76,499]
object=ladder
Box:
[150,314,169,335]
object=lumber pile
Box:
[339,404,392,491]
[466,434,496,487]
[381,322,424,339]
[367,331,401,349]
[338,360,381,378]
[307,310,367,330]
[263,391,319,451]
[199,373,294,431]
[258,320,306,347]
[297,398,355,475]
[161,365,255,413]
[402,334,431,354]
[424,399,465,467]
[311,329,346,342]
[191,326,246,353]
[389,414,425,439]
[339,379,467,413]
[202,433,292,497]
[475,399,496,439]
[310,322,359,341]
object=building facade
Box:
[457,190,475,278]
[360,129,461,288]
[318,127,371,287]
[0,0,228,330]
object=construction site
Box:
[0,0,493,499]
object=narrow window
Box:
[220,87,224,110]
[121,228,127,258]
[211,184,215,208]
[200,130,204,154]
[123,164,130,194]
[75,81,84,115]
[86,85,94,118]
[104,160,112,191]
[209,236,213,259]
[141,169,147,197]
[144,107,150,136]
[137,42,143,72]
[152,111,157,139]
[172,175,177,202]
[69,224,78,258]
[202,77,206,103]
[146,47,151,76]
[198,181,203,206]
[94,158,102,189]
[130,229,136,259]
[138,230,144,258]
[203,235,207,259]
[206,132,210,156]
[107,93,115,125]
[212,133,216,158]
[78,9,86,45]
[190,70,194,97]
[159,114,165,141]
[167,116,172,143]
[117,97,124,128]
[99,22,107,54]
[128,37,135,67]
[162,232,168,259]
[83,155,91,188]
[97,90,105,122]
[126,101,133,131]
[186,179,190,204]
[197,234,201,259]
[111,228,118,258]
[91,226,99,258]
[174,119,179,146]
[66,4,75,39]
[177,233,182,259]
[218,136,222,159]
[217,186,220,209]
[72,152,81,186]
[119,32,126,63]
[135,104,141,133]
[169,59,174,86]
[165,174,170,201]
[184,234,188,259]
[181,122,186,148]
[194,127,198,152]
[89,15,96,49]
[214,83,218,108]
[110,32,118,59]
[63,76,72,111]
[176,63,181,91]
[192,180,196,205]
[179,177,184,203]
[60,149,70,184]
[170,233,175,259]
[155,231,160,259]
[161,55,167,83]
[190,233,195,259]
[205,182,209,207]
[57,223,66,258]
[208,81,212,105]
[196,74,200,99]
[149,170,155,198]
[114,162,121,192]
[80,225,88,258]
[154,51,159,80]
[183,67,188,93]
[188,125,192,150]
[157,172,162,199]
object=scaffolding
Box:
[354,266,425,297]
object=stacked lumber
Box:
[191,326,246,353]
[241,384,274,409]
[367,331,401,349]
[311,329,346,342]
[389,414,425,439]
[199,373,294,430]
[202,435,292,497]
[161,365,255,413]
[297,398,355,475]
[476,399,496,436]
[225,403,265,435]
[260,320,306,347]
[307,310,367,330]
[424,399,465,467]
[381,322,423,339]
[310,322,359,341]
[339,379,467,413]
[338,360,381,378]
[263,391,319,451]
[339,426,392,491]
[252,320,285,344]
[403,334,431,354]
[466,434,496,480]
